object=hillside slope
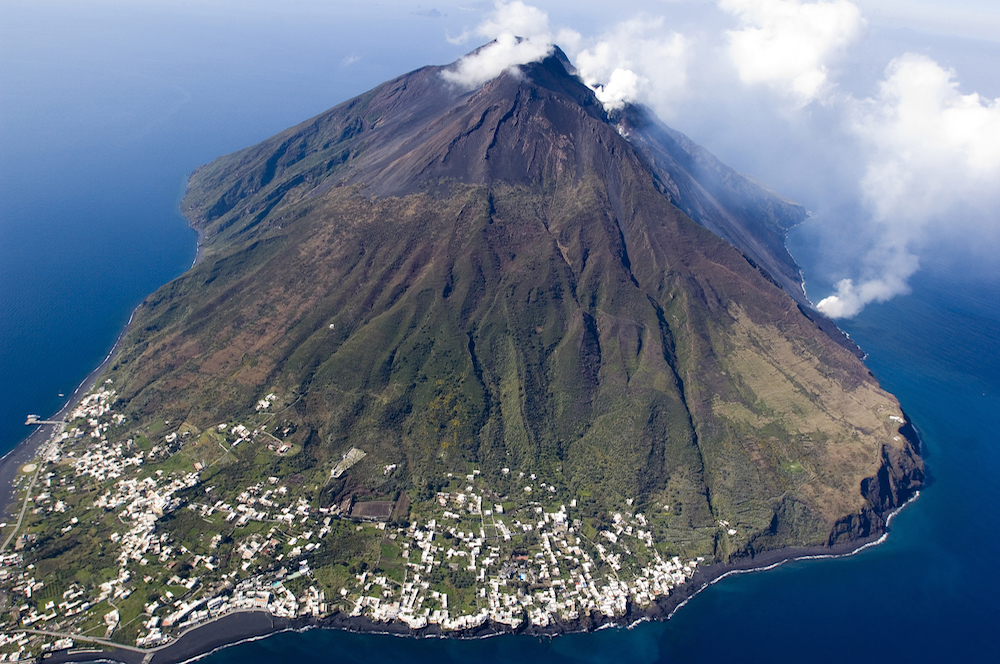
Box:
[104,48,921,560]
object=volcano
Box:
[107,46,921,563]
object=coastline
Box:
[2,185,926,663]
[26,484,922,664]
[0,187,202,522]
[5,408,923,661]
[1,287,925,663]
[30,511,916,664]
[0,307,138,523]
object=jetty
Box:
[25,414,62,426]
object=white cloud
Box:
[719,0,864,105]
[855,53,1000,221]
[475,0,550,39]
[446,30,473,45]
[817,53,1000,317]
[441,1,556,89]
[442,32,554,88]
[442,3,686,112]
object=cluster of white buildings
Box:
[0,628,60,661]
[1,383,709,658]
[69,384,116,424]
[342,480,703,631]
[95,471,200,568]
[71,438,144,482]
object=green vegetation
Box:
[96,53,918,565]
[0,47,923,659]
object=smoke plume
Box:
[817,53,1000,316]
[573,17,689,113]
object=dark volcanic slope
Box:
[620,106,807,301]
[184,49,806,284]
[106,49,921,559]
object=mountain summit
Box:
[109,47,921,565]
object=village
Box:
[0,384,706,659]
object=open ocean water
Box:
[2,3,999,662]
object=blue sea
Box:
[2,3,999,662]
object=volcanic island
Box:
[0,46,923,663]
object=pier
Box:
[25,414,62,426]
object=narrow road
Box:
[0,458,42,553]
[22,628,149,654]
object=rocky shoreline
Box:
[36,531,905,664]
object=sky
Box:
[5,0,999,318]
